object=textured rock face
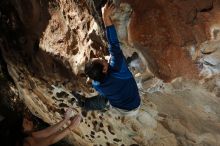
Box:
[0,0,220,146]
[119,0,217,81]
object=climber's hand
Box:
[102,2,115,18]
[102,2,116,26]
[64,108,74,120]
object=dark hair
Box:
[85,61,106,82]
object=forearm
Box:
[106,25,122,56]
[44,128,71,145]
[32,119,68,138]
[106,25,123,70]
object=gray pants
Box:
[84,95,109,111]
[84,95,140,116]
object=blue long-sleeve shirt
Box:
[92,25,140,111]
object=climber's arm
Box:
[41,115,81,146]
[31,108,73,138]
[31,118,68,138]
[30,115,81,146]
[102,3,124,71]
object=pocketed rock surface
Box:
[0,0,220,145]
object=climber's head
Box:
[85,58,108,82]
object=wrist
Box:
[103,17,109,23]
[103,17,113,27]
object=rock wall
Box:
[0,0,220,146]
[118,0,218,82]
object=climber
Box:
[21,108,81,146]
[74,2,141,116]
